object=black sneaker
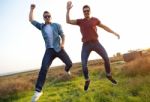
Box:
[84,80,90,91]
[106,76,117,85]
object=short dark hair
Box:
[83,5,90,11]
[43,11,50,16]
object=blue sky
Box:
[0,0,150,75]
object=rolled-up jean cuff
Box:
[35,88,41,92]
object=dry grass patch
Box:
[0,78,33,98]
[122,56,150,76]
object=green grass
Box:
[14,76,150,102]
[0,58,150,102]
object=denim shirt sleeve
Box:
[31,20,42,30]
[56,24,64,37]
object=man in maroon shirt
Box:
[66,1,120,91]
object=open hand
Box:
[67,1,73,11]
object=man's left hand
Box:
[61,44,64,49]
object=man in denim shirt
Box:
[29,4,72,102]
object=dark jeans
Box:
[35,48,72,92]
[81,40,111,80]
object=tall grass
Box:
[0,56,150,102]
[120,56,150,102]
[0,75,35,99]
[122,56,150,77]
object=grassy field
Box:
[0,56,150,102]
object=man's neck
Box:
[45,21,51,24]
[85,17,91,20]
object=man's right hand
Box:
[30,4,35,10]
[29,4,35,22]
[67,1,73,11]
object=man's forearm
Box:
[61,35,65,45]
[29,10,34,22]
[103,26,115,34]
[66,11,70,23]
[105,27,118,36]
[103,26,120,39]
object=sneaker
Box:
[31,91,43,102]
[65,70,71,75]
[65,68,71,75]
[84,80,90,91]
[106,76,117,85]
[67,70,71,75]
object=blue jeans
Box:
[81,40,111,80]
[35,48,72,92]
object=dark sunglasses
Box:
[83,10,90,13]
[44,15,51,19]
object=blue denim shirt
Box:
[31,20,64,52]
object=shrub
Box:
[122,56,150,77]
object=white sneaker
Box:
[67,71,71,75]
[31,91,43,102]
[65,70,71,75]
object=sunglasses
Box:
[44,15,51,19]
[83,10,90,13]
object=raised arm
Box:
[29,4,35,22]
[98,23,120,39]
[66,1,77,25]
